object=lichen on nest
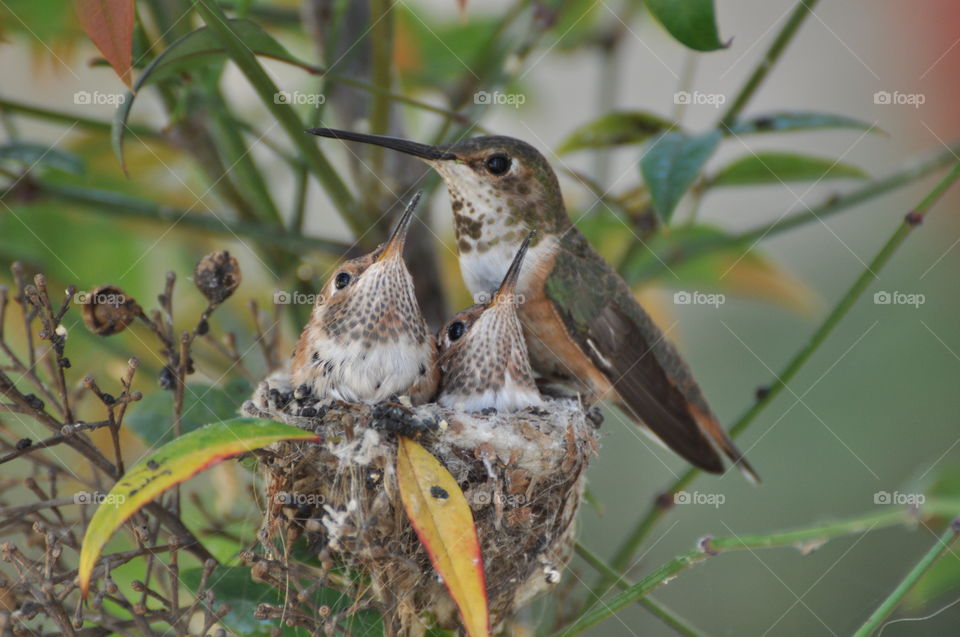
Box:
[242,371,600,636]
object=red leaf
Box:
[74,0,134,88]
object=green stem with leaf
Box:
[593,159,960,607]
[718,0,821,128]
[559,501,960,637]
[852,519,960,636]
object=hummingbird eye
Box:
[484,153,511,176]
[447,321,466,342]
[334,272,351,290]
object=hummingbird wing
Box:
[545,228,759,482]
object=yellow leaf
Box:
[78,418,319,597]
[396,436,489,637]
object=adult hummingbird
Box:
[291,191,439,405]
[307,129,759,482]
[437,232,543,413]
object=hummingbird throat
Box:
[443,189,551,299]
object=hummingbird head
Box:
[307,128,568,295]
[292,192,436,403]
[436,232,543,413]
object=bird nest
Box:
[242,371,600,635]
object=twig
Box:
[595,160,960,602]
[853,518,960,636]
[558,501,960,636]
[574,542,705,637]
[718,0,821,128]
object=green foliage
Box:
[181,566,385,636]
[640,130,721,222]
[710,151,868,187]
[643,0,726,51]
[126,379,252,445]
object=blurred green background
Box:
[1,0,960,635]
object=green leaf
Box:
[620,223,817,313]
[181,565,384,636]
[711,152,868,187]
[728,111,881,136]
[78,418,319,596]
[644,0,726,51]
[0,142,84,175]
[557,111,676,155]
[113,20,314,170]
[640,130,721,222]
[125,380,252,446]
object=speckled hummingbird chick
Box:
[291,192,438,405]
[437,232,543,413]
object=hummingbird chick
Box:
[291,192,438,405]
[437,233,543,413]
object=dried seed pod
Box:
[80,285,141,336]
[193,250,241,304]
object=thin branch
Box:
[596,159,960,600]
[852,518,960,636]
[558,501,960,637]
[718,0,821,128]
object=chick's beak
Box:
[376,191,422,263]
[492,231,535,307]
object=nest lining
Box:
[243,371,599,636]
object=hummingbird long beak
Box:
[306,128,458,161]
[376,191,422,263]
[492,231,534,308]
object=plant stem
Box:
[29,180,351,254]
[622,140,960,282]
[0,96,161,139]
[192,0,361,233]
[558,501,960,637]
[574,543,705,637]
[718,0,821,128]
[852,518,960,637]
[595,159,960,603]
